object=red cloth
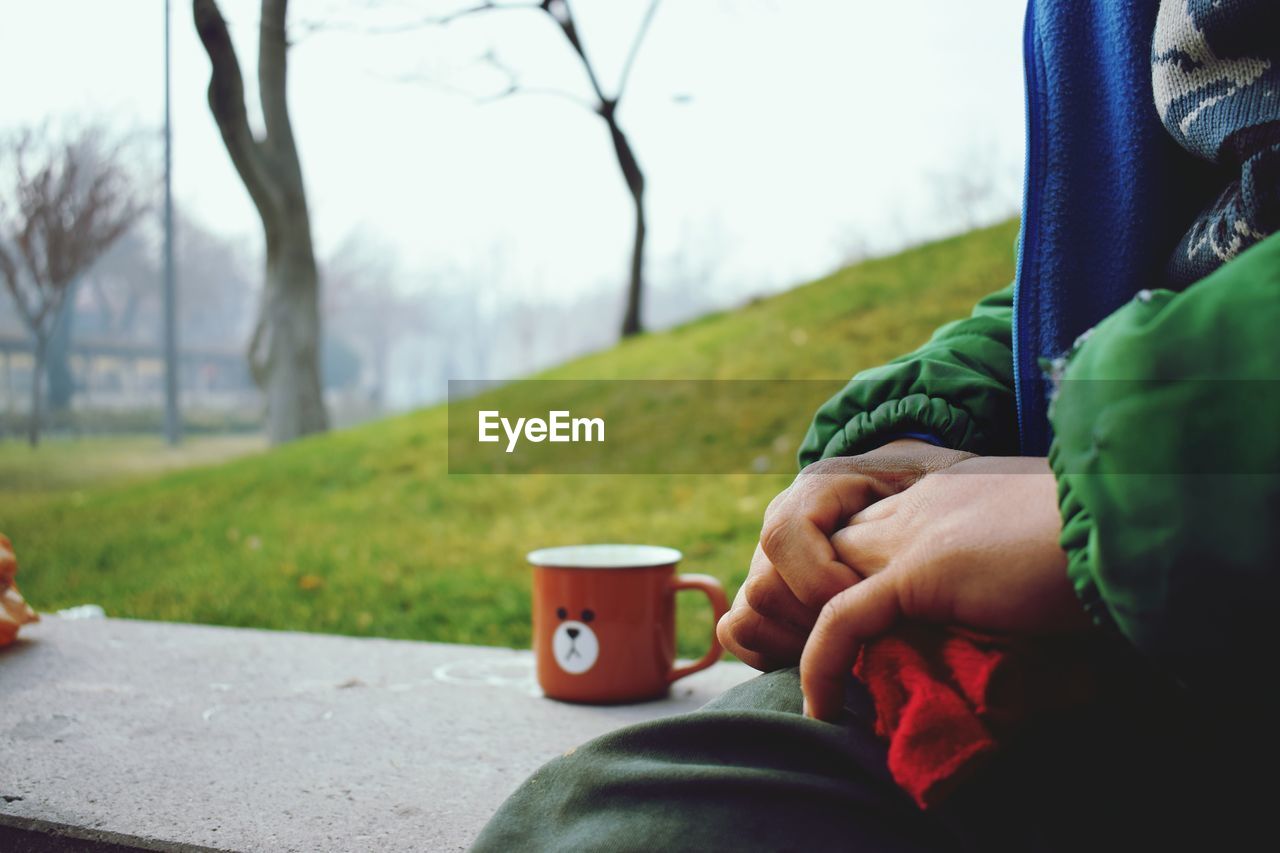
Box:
[853,625,1096,809]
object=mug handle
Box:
[666,573,729,684]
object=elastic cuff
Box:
[1049,440,1118,633]
[817,394,990,461]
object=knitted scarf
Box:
[1153,0,1280,289]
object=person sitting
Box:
[473,0,1280,849]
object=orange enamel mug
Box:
[528,544,729,704]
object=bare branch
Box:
[307,0,636,118]
[385,51,596,113]
[193,0,279,220]
[475,51,597,111]
[482,84,597,110]
[0,242,36,329]
[290,1,539,40]
[543,0,609,105]
[615,0,661,102]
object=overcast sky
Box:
[1,0,1027,307]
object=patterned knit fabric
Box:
[1153,0,1280,288]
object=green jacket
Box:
[799,232,1280,693]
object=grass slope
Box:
[1,221,1018,654]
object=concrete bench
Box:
[0,617,755,851]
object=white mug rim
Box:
[527,543,682,569]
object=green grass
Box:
[0,221,1018,655]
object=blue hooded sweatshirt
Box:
[1012,0,1224,454]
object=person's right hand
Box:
[716,438,974,670]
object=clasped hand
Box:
[716,440,1089,721]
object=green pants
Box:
[474,668,1265,852]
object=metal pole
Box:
[162,0,181,445]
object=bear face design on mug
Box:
[529,545,728,704]
[551,606,599,674]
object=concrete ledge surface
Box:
[0,617,755,852]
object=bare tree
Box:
[0,127,143,446]
[194,0,328,443]
[512,0,659,337]
[391,0,662,338]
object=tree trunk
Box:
[28,337,46,448]
[46,277,78,412]
[194,0,328,444]
[262,224,327,443]
[620,188,646,338]
[601,106,647,338]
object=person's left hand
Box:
[800,455,1093,721]
[717,440,975,671]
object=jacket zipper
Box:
[1013,0,1044,455]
